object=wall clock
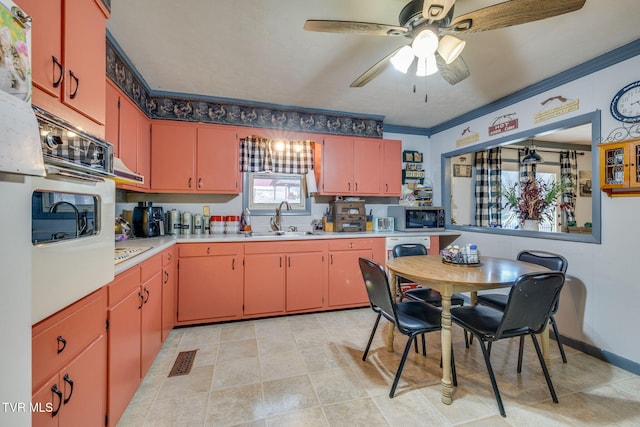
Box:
[610,80,640,123]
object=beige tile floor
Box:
[118,308,640,426]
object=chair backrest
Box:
[392,243,428,258]
[358,257,398,324]
[517,250,568,273]
[496,271,565,338]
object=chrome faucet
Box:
[270,201,291,231]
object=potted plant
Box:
[502,176,566,230]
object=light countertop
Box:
[114,230,461,275]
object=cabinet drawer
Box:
[32,288,106,389]
[108,267,140,306]
[140,253,162,283]
[328,238,376,251]
[179,243,243,257]
[162,248,175,266]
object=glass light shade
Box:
[390,45,414,73]
[411,29,439,58]
[425,54,438,76]
[437,35,466,64]
[416,57,427,77]
[416,55,438,77]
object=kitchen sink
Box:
[247,230,322,237]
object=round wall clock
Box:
[610,80,640,123]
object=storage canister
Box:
[225,215,240,234]
[169,209,181,235]
[181,212,192,235]
[211,215,225,234]
[194,214,203,235]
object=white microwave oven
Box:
[387,205,445,231]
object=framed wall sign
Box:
[453,164,472,177]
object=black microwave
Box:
[387,206,445,231]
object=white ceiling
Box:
[106,0,640,130]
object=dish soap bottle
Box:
[240,208,251,232]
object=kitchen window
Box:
[243,172,311,215]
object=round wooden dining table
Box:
[385,255,550,405]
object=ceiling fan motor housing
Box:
[398,0,454,31]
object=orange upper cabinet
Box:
[19,0,108,125]
[196,126,240,193]
[151,122,240,193]
[150,122,197,191]
[105,80,151,190]
[382,139,402,196]
[316,136,392,196]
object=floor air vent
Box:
[168,350,198,377]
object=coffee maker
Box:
[132,202,164,237]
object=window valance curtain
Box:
[240,136,315,174]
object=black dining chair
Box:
[393,243,469,348]
[476,250,568,369]
[358,257,456,398]
[451,271,565,417]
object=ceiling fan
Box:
[304,0,587,87]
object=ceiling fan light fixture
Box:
[411,29,439,58]
[416,57,427,77]
[390,45,414,73]
[437,35,466,64]
[425,54,438,76]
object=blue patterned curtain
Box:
[474,148,502,227]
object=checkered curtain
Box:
[474,148,502,227]
[519,148,537,180]
[560,151,577,223]
[240,136,314,173]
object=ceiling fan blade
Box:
[436,53,470,85]
[444,0,586,34]
[423,0,456,21]
[350,46,405,88]
[304,20,408,36]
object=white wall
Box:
[427,55,640,366]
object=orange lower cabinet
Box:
[177,244,243,323]
[244,253,286,316]
[286,251,325,312]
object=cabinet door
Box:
[151,123,197,191]
[58,336,106,427]
[320,137,353,194]
[105,81,120,156]
[107,288,142,425]
[161,257,176,342]
[62,0,106,123]
[32,374,59,427]
[286,252,325,312]
[119,96,138,174]
[140,273,162,377]
[136,111,151,190]
[197,126,240,193]
[353,138,381,195]
[382,139,402,196]
[328,249,371,307]
[244,253,286,316]
[178,255,242,321]
[18,0,62,98]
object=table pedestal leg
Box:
[541,321,550,367]
[440,292,453,405]
[386,270,397,352]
